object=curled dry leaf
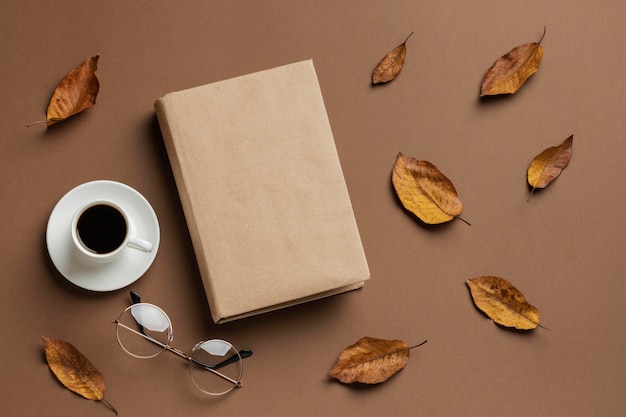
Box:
[527,135,573,201]
[466,277,540,330]
[372,32,413,84]
[42,336,117,415]
[392,153,466,225]
[28,55,100,127]
[329,337,426,384]
[480,29,545,97]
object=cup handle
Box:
[127,236,153,253]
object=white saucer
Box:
[46,180,160,292]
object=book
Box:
[154,60,370,323]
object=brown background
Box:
[2,1,625,416]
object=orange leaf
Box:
[466,277,540,330]
[29,55,100,127]
[392,153,467,225]
[372,32,413,84]
[329,337,426,384]
[527,135,573,200]
[480,29,545,96]
[42,336,117,414]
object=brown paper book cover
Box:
[154,60,370,323]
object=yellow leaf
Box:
[42,336,117,415]
[480,29,545,97]
[466,277,540,330]
[391,153,465,225]
[329,337,426,384]
[527,135,574,200]
[372,32,413,84]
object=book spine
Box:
[154,97,222,323]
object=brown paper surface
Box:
[3,2,625,416]
[155,60,370,323]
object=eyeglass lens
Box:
[115,303,172,358]
[190,340,243,395]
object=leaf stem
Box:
[408,340,427,350]
[456,216,471,226]
[26,120,47,127]
[538,26,547,44]
[403,31,415,44]
[101,396,118,415]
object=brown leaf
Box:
[527,135,573,200]
[42,336,117,415]
[372,32,413,84]
[480,29,545,96]
[392,153,467,225]
[466,277,540,330]
[329,337,426,384]
[29,55,100,127]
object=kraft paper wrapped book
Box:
[154,60,370,323]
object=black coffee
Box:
[76,204,127,254]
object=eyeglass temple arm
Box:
[212,349,253,368]
[130,290,142,305]
[128,291,253,368]
[129,291,145,334]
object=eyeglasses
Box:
[112,292,252,395]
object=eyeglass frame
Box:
[112,291,252,395]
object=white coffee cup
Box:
[71,200,153,263]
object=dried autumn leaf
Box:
[29,55,100,127]
[480,29,545,97]
[527,135,573,200]
[372,32,413,84]
[466,276,540,330]
[392,153,466,225]
[42,336,117,415]
[329,337,426,384]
